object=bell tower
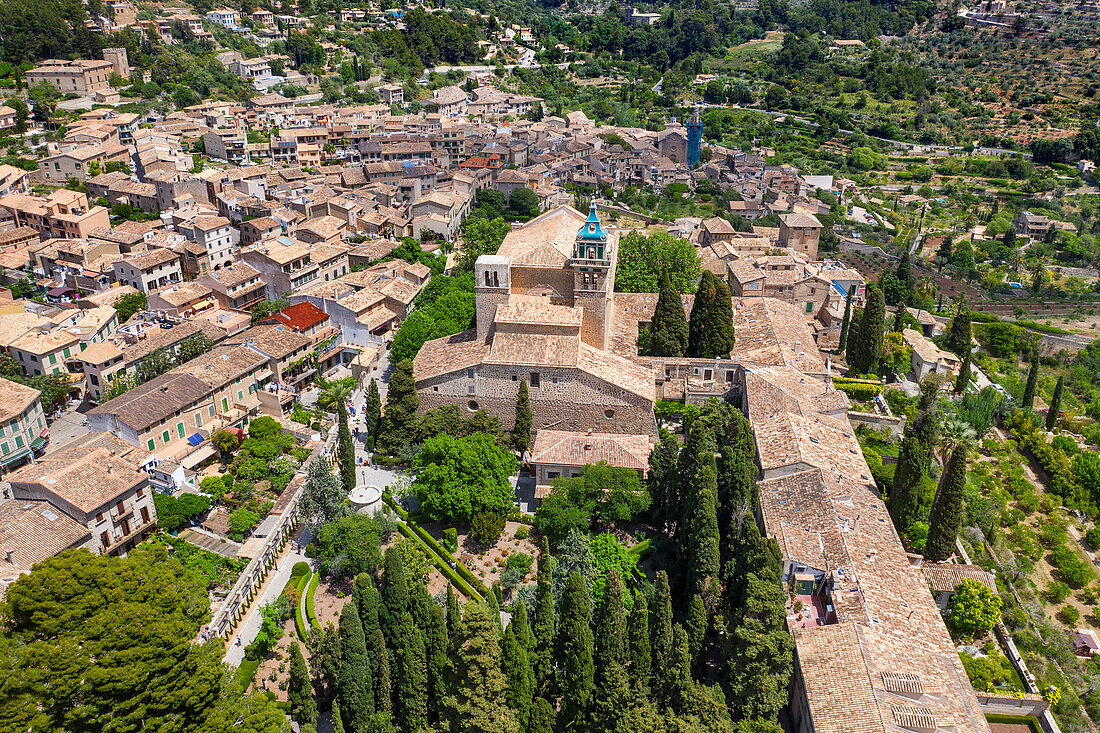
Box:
[475,254,510,340]
[570,204,613,349]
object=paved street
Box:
[224,541,311,667]
[41,402,93,455]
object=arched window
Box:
[492,271,499,287]
[484,270,491,286]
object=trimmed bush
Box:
[396,521,480,598]
[305,571,320,629]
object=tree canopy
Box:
[615,231,702,294]
[413,432,518,522]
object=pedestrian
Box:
[236,635,241,646]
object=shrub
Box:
[505,551,534,575]
[1058,605,1081,626]
[1086,528,1100,551]
[442,527,458,552]
[1046,581,1072,603]
[470,510,506,545]
[1049,545,1096,589]
[291,561,310,578]
[514,525,529,540]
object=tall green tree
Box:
[380,547,409,641]
[954,351,971,395]
[688,271,735,358]
[300,455,347,530]
[557,571,595,732]
[685,594,707,669]
[593,567,628,674]
[838,289,853,352]
[849,284,885,374]
[532,538,556,692]
[946,306,972,358]
[365,378,382,447]
[501,617,535,726]
[895,249,915,305]
[394,612,428,733]
[1022,355,1039,411]
[529,697,554,733]
[440,602,518,733]
[725,573,793,722]
[679,425,721,602]
[320,377,357,492]
[651,571,674,701]
[925,447,969,562]
[288,642,318,726]
[648,431,680,535]
[888,436,925,534]
[650,268,689,356]
[512,379,531,454]
[627,590,652,692]
[378,359,419,456]
[338,601,373,732]
[1047,376,1064,431]
[373,629,392,717]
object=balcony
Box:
[102,518,155,554]
[110,503,133,522]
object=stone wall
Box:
[849,410,907,438]
[417,361,657,438]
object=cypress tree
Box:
[651,571,674,699]
[378,359,419,456]
[532,538,556,693]
[925,447,969,562]
[557,571,595,732]
[529,697,554,733]
[693,272,735,358]
[627,591,652,692]
[511,599,535,652]
[501,620,535,726]
[379,549,408,653]
[838,289,853,351]
[1022,356,1039,411]
[647,431,679,535]
[288,641,317,726]
[726,573,794,721]
[912,379,940,457]
[895,249,914,304]
[354,573,381,643]
[888,436,924,534]
[946,305,972,358]
[445,584,460,641]
[426,604,449,718]
[715,402,757,539]
[680,426,721,601]
[850,283,885,375]
[687,270,717,357]
[395,613,428,733]
[590,661,634,731]
[844,305,863,367]
[1032,265,1044,294]
[594,568,627,674]
[336,401,356,492]
[338,601,373,733]
[332,701,345,733]
[441,602,517,733]
[891,307,906,333]
[512,379,532,454]
[365,377,382,447]
[1047,376,1064,431]
[373,629,392,716]
[651,268,689,357]
[684,594,707,669]
[954,351,971,395]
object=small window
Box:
[604,409,615,419]
[467,400,479,412]
[161,430,170,444]
[703,369,713,381]
[96,512,104,523]
[147,439,155,451]
[177,423,185,439]
[529,372,540,388]
[467,368,475,379]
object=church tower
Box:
[475,254,510,340]
[570,204,613,350]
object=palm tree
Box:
[937,416,977,466]
[317,376,354,414]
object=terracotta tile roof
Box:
[413,328,489,381]
[487,331,580,368]
[733,298,827,374]
[87,372,211,432]
[226,325,309,360]
[779,212,823,229]
[921,563,996,593]
[530,430,650,470]
[6,432,145,514]
[0,499,90,575]
[270,301,328,332]
[496,205,585,268]
[903,328,959,368]
[0,377,41,423]
[494,295,583,328]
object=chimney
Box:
[4,548,13,562]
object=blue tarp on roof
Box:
[187,433,205,446]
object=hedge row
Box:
[628,539,651,556]
[383,491,491,598]
[293,571,311,642]
[396,521,481,599]
[834,381,883,402]
[305,571,320,629]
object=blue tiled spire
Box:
[577,203,607,242]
